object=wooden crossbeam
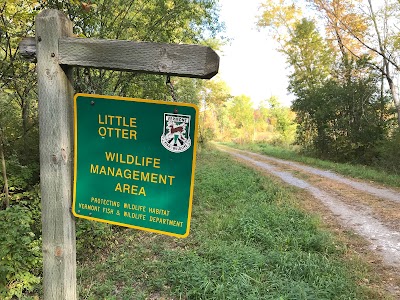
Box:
[20,37,219,79]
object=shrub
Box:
[375,129,400,174]
[0,206,42,299]
[76,219,115,261]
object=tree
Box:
[257,0,396,160]
[307,0,400,126]
[266,96,296,143]
[292,59,391,162]
[197,77,231,142]
[228,95,255,143]
[307,0,367,58]
[257,3,333,93]
[202,77,231,107]
[285,18,333,96]
[37,0,223,101]
[0,129,9,209]
[257,0,302,47]
[0,1,38,151]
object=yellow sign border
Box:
[72,93,198,238]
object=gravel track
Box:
[220,147,400,268]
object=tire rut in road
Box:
[238,149,400,204]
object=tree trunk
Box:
[22,99,30,135]
[386,73,400,126]
[367,0,400,126]
[0,131,9,209]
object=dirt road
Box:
[219,146,400,296]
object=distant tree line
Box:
[198,81,297,146]
[257,0,400,168]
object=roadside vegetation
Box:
[75,147,388,299]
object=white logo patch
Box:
[161,113,192,153]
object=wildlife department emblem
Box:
[161,113,192,153]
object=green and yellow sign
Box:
[72,93,198,238]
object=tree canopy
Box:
[257,0,398,162]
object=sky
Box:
[216,0,294,107]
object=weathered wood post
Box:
[35,10,76,299]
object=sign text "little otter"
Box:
[98,114,137,140]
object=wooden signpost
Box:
[20,9,219,300]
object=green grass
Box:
[222,141,400,188]
[76,147,388,299]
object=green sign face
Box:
[72,93,198,238]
